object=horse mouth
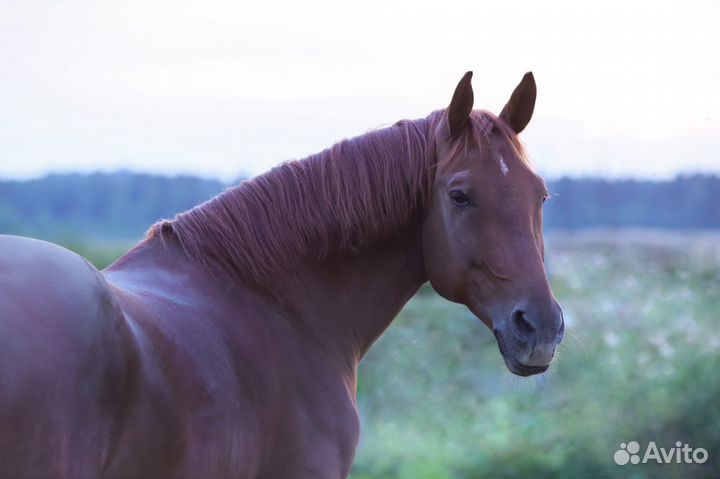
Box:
[493,329,550,377]
[503,357,549,376]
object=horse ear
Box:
[499,72,536,134]
[447,71,474,137]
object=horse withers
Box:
[0,71,563,478]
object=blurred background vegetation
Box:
[1,172,718,478]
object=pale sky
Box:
[1,0,719,181]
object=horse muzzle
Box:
[492,301,565,376]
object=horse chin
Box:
[502,355,549,377]
[493,329,550,377]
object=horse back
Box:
[0,235,138,478]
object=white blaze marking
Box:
[499,155,509,176]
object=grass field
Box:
[63,231,720,479]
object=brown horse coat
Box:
[0,72,563,478]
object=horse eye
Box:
[449,190,471,207]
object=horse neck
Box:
[148,113,441,372]
[267,219,427,372]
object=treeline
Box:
[544,175,720,230]
[0,172,225,241]
[0,172,718,242]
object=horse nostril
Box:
[512,309,536,339]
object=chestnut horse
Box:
[0,72,563,478]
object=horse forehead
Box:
[440,133,538,188]
[464,145,520,184]
[482,140,544,190]
[477,145,510,176]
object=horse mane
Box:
[147,110,526,285]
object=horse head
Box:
[423,72,564,376]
